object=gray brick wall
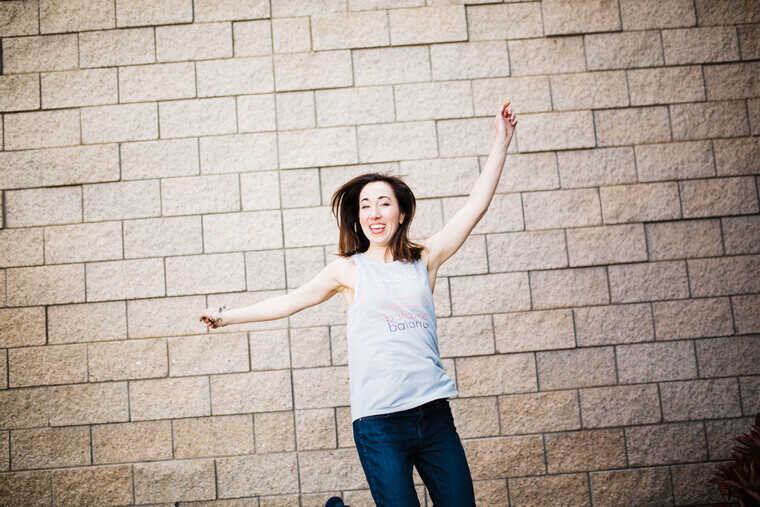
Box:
[0,0,758,505]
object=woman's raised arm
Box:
[199,257,348,328]
[424,102,517,271]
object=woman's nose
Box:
[370,205,381,217]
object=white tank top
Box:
[346,252,458,421]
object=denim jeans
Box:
[352,398,476,507]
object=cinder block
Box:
[509,37,585,75]
[580,384,660,428]
[88,339,167,381]
[116,0,192,26]
[195,0,269,21]
[48,301,125,345]
[274,51,352,91]
[359,121,437,162]
[455,354,537,396]
[557,147,636,188]
[550,71,628,111]
[689,255,760,297]
[85,258,166,301]
[292,367,349,409]
[467,3,542,40]
[661,378,741,421]
[125,216,202,258]
[162,174,239,216]
[600,182,681,224]
[0,352,5,390]
[438,314,493,357]
[531,267,609,309]
[295,409,336,450]
[159,98,236,138]
[646,219,722,261]
[715,137,760,176]
[509,474,590,507]
[255,411,295,453]
[211,370,292,413]
[331,325,348,366]
[351,0,423,8]
[4,109,80,150]
[271,17,311,53]
[119,62,195,103]
[52,465,132,507]
[741,377,760,415]
[245,250,286,291]
[636,141,714,181]
[39,0,114,33]
[751,99,760,135]
[609,260,689,303]
[671,100,749,140]
[173,415,254,458]
[617,341,696,383]
[165,252,245,296]
[739,24,760,60]
[626,422,706,465]
[353,46,430,85]
[654,297,732,341]
[93,421,173,464]
[272,0,345,16]
[449,397,499,438]
[707,417,755,459]
[437,234,488,277]
[431,41,509,80]
[499,391,579,435]
[134,459,216,504]
[451,272,530,314]
[672,462,726,505]
[463,436,544,479]
[567,224,647,266]
[217,452,298,497]
[734,294,760,333]
[396,158,476,199]
[316,86,394,126]
[7,264,84,307]
[234,19,272,56]
[663,26,739,64]
[282,207,338,248]
[590,468,673,507]
[2,34,77,73]
[545,429,626,473]
[628,66,705,105]
[279,127,357,168]
[80,28,154,68]
[574,303,654,346]
[474,77,550,115]
[395,81,472,121]
[697,336,760,377]
[493,153,558,193]
[0,0,39,37]
[82,180,159,222]
[542,0,620,35]
[516,111,596,152]
[0,229,43,268]
[537,347,616,389]
[44,222,121,264]
[130,376,211,421]
[390,5,466,45]
[275,92,314,130]
[695,0,760,25]
[201,132,278,174]
[290,327,331,368]
[47,382,128,427]
[82,102,158,144]
[300,448,368,493]
[681,176,758,218]
[494,310,574,353]
[595,106,671,146]
[620,0,696,29]
[312,10,388,50]
[0,387,48,429]
[127,295,206,339]
[438,117,498,157]
[705,62,760,101]
[285,248,325,289]
[11,426,90,470]
[586,31,663,70]
[0,74,40,111]
[524,189,601,230]
[156,22,231,62]
[197,57,273,96]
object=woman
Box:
[200,101,517,506]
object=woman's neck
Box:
[364,245,394,264]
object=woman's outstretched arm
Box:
[424,101,517,270]
[199,257,348,328]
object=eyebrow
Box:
[359,195,391,202]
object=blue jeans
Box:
[352,399,476,506]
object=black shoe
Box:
[325,497,347,507]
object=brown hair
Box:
[331,173,425,262]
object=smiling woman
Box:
[200,102,518,507]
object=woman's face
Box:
[358,180,404,247]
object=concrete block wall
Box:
[0,0,758,505]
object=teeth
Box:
[370,225,385,229]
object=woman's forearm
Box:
[467,138,508,213]
[220,294,296,326]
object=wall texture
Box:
[1,0,759,505]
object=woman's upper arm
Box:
[424,201,483,271]
[286,258,346,314]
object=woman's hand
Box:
[199,307,226,329]
[494,101,517,147]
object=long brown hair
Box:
[331,173,425,262]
